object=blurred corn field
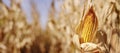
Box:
[0,0,120,53]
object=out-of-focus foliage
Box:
[0,0,40,53]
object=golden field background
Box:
[0,0,120,53]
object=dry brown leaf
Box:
[80,43,103,53]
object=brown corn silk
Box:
[75,7,98,43]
